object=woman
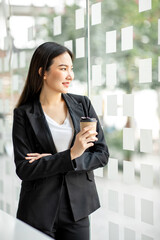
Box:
[12,42,109,240]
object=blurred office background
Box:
[0,0,160,239]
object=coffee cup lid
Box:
[80,117,97,122]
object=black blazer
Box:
[12,93,109,235]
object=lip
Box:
[62,82,70,88]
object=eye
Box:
[60,68,67,71]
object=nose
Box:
[66,70,74,80]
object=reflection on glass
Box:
[139,0,152,13]
[76,37,85,58]
[121,26,133,51]
[91,2,101,26]
[75,8,85,30]
[106,30,117,53]
[53,16,62,36]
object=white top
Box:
[44,111,74,152]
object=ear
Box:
[38,67,46,79]
[38,67,42,76]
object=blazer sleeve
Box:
[74,96,109,172]
[12,108,75,181]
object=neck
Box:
[40,89,63,106]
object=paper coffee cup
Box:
[80,117,97,131]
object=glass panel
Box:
[90,0,160,239]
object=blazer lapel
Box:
[26,99,57,154]
[62,93,85,147]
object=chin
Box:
[60,89,69,94]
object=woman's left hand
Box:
[25,153,52,163]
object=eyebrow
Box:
[58,64,73,67]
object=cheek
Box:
[49,72,63,82]
[71,71,74,79]
[57,71,66,79]
[54,71,62,78]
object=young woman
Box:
[12,42,109,240]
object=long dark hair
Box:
[16,42,73,107]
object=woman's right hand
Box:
[70,126,98,160]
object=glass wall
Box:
[0,0,160,239]
[90,1,160,239]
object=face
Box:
[42,52,74,94]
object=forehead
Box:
[53,52,73,66]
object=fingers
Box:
[25,153,52,163]
[41,153,52,157]
[87,142,94,148]
[25,153,39,163]
[26,153,39,157]
[83,130,97,137]
[25,153,40,159]
[81,125,97,135]
[29,158,38,163]
[80,130,98,143]
[81,126,97,137]
[26,156,40,163]
[86,136,98,142]
[80,130,98,140]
